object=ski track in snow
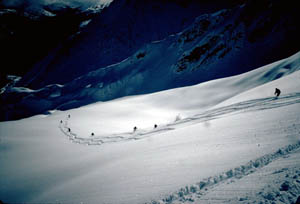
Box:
[56,92,300,203]
[59,92,300,146]
[147,142,300,204]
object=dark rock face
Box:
[15,0,244,89]
[0,5,98,87]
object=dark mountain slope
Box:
[0,5,100,87]
[17,0,244,89]
[1,0,299,121]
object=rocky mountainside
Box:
[0,3,104,88]
[17,0,244,89]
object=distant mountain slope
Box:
[66,0,299,98]
[17,0,244,88]
[0,4,104,88]
[1,0,299,121]
[0,47,299,121]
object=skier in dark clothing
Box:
[274,88,281,97]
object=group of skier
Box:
[133,124,158,132]
[61,88,282,136]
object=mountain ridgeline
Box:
[0,0,299,121]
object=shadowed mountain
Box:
[0,0,299,121]
[0,4,103,88]
[17,0,244,89]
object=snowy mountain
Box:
[16,0,245,89]
[1,1,300,203]
[1,0,300,121]
[0,3,107,88]
[1,51,300,204]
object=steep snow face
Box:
[17,0,244,88]
[1,51,300,204]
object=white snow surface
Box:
[1,52,300,203]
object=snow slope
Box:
[1,48,300,121]
[192,148,300,204]
[1,52,300,203]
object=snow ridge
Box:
[147,142,300,204]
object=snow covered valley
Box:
[1,51,300,203]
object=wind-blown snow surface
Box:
[1,53,300,203]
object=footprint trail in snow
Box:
[58,92,300,146]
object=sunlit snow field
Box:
[1,52,300,203]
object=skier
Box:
[154,124,158,129]
[274,88,281,97]
[133,126,137,132]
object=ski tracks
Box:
[147,142,300,204]
[56,92,300,203]
[58,92,300,146]
[59,117,175,146]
